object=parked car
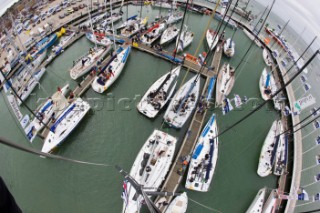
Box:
[47,7,55,16]
[62,1,68,8]
[41,14,46,20]
[67,8,74,13]
[73,6,79,11]
[15,25,23,34]
[59,14,65,19]
[55,5,62,12]
[79,4,84,9]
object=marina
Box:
[0,0,319,213]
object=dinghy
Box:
[176,26,194,52]
[160,25,180,45]
[92,46,131,93]
[263,48,272,66]
[164,75,200,128]
[165,192,188,213]
[141,23,166,45]
[246,187,267,213]
[24,85,69,142]
[257,120,281,177]
[165,11,183,25]
[262,189,277,213]
[274,122,287,176]
[17,67,46,105]
[186,114,219,192]
[206,29,219,50]
[70,46,109,80]
[137,66,181,118]
[123,129,177,213]
[86,32,113,47]
[223,38,235,57]
[41,98,91,153]
[215,63,235,106]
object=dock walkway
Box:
[157,44,222,212]
[108,33,212,76]
[39,52,113,139]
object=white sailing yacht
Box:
[91,46,131,93]
[259,68,281,110]
[123,130,177,213]
[12,50,47,93]
[121,17,148,38]
[164,75,200,129]
[137,66,181,118]
[223,38,235,57]
[165,192,188,213]
[86,32,113,47]
[274,122,286,176]
[175,25,194,53]
[141,23,166,45]
[24,85,69,142]
[165,11,183,25]
[215,63,235,106]
[160,25,180,45]
[17,67,47,105]
[259,68,274,101]
[257,120,281,177]
[246,187,267,213]
[262,48,272,66]
[41,98,91,153]
[206,29,219,50]
[185,114,219,192]
[261,189,277,213]
[69,46,109,80]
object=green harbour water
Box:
[0,3,296,213]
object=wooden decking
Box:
[156,44,222,212]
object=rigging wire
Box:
[198,0,239,70]
[214,49,320,141]
[170,0,191,67]
[0,69,51,131]
[176,0,221,90]
[283,36,317,77]
[232,0,275,74]
[0,91,34,145]
[293,106,320,128]
[188,197,223,213]
[190,0,236,83]
[0,136,113,167]
[0,134,230,212]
